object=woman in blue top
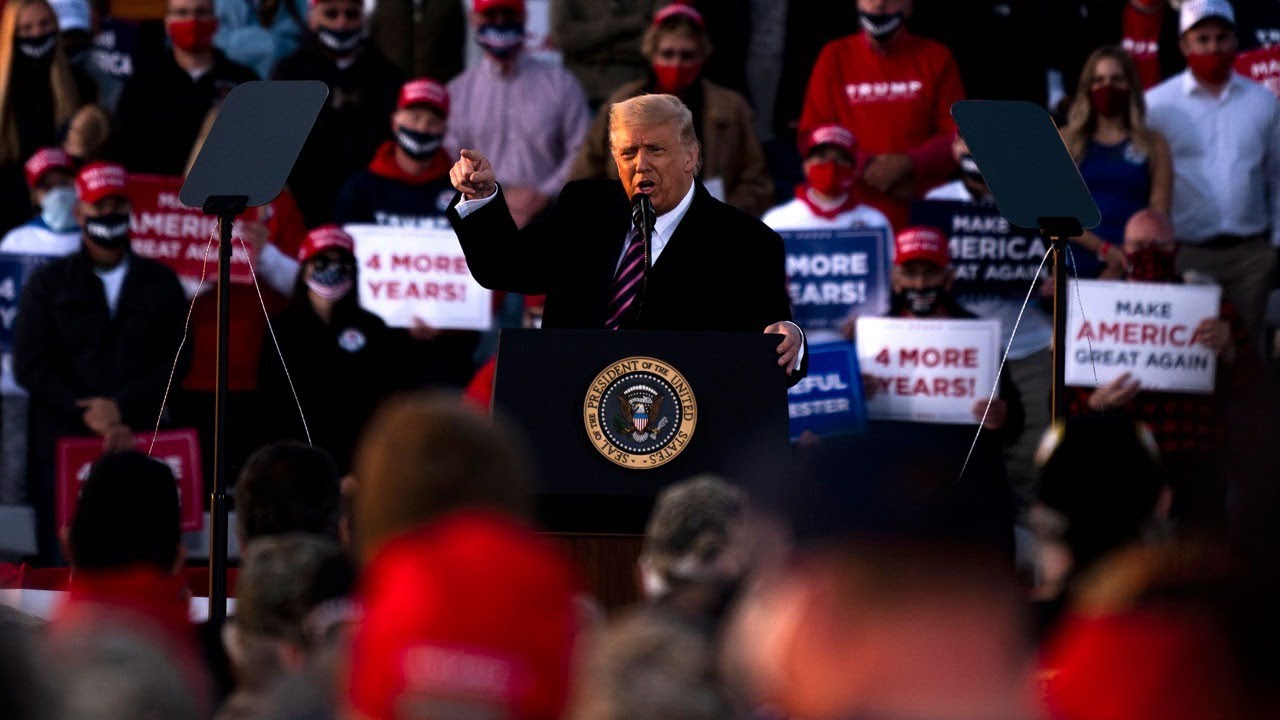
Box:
[1061,46,1171,279]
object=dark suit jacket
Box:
[447,179,807,379]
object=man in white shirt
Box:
[763,124,893,234]
[1145,0,1280,337]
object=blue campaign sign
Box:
[910,199,1049,300]
[787,342,867,440]
[0,254,48,352]
[782,227,891,332]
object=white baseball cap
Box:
[1179,0,1235,35]
[50,0,91,33]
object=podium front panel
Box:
[493,329,790,533]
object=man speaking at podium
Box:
[446,94,807,382]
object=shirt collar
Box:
[653,180,697,244]
[1181,68,1245,98]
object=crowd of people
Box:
[2,0,1280,717]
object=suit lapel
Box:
[650,182,709,274]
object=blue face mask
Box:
[475,22,525,59]
[40,186,78,232]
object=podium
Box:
[493,329,791,533]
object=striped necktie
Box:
[605,197,655,330]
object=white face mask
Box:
[40,185,78,232]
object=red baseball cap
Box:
[397,78,450,115]
[653,2,704,28]
[348,511,580,720]
[474,0,524,13]
[894,226,950,267]
[74,162,128,204]
[298,224,355,263]
[801,124,858,158]
[24,147,74,188]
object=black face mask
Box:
[859,11,905,43]
[316,26,362,56]
[84,213,131,249]
[394,126,443,160]
[895,286,946,317]
[17,32,57,61]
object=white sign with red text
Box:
[856,317,1001,425]
[346,224,492,331]
[1065,280,1220,394]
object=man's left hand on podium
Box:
[766,321,804,375]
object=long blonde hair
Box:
[1061,46,1154,163]
[0,0,80,165]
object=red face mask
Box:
[1186,51,1236,86]
[807,159,856,197]
[1089,84,1131,118]
[653,62,702,94]
[169,18,218,53]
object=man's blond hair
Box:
[608,94,700,162]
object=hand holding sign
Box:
[450,149,497,200]
[1087,372,1142,411]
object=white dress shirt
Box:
[1145,71,1280,245]
[457,181,805,369]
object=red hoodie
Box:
[799,30,965,231]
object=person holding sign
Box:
[867,226,1023,437]
[1067,209,1246,526]
[257,225,403,473]
[762,124,893,235]
[336,77,481,387]
[13,162,188,561]
[447,93,808,382]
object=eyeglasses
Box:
[321,7,362,21]
[655,48,699,63]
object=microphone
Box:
[631,193,654,241]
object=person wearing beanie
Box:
[256,225,404,472]
[446,0,590,228]
[570,3,773,218]
[272,0,404,226]
[108,0,258,175]
[14,162,187,562]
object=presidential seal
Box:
[584,356,697,469]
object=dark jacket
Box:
[551,0,660,105]
[14,249,187,560]
[272,39,405,227]
[369,0,466,82]
[15,250,188,443]
[109,49,259,175]
[257,297,402,472]
[448,179,807,382]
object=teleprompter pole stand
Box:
[203,195,247,630]
[179,80,328,631]
[1041,218,1084,424]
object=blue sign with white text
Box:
[909,199,1051,300]
[782,228,891,332]
[0,254,47,352]
[788,342,867,440]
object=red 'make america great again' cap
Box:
[894,226,950,268]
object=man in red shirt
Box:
[799,0,965,231]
